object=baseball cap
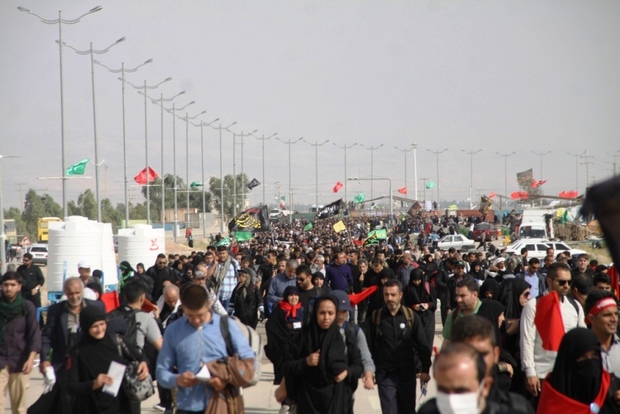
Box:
[456,260,465,268]
[331,290,353,312]
[77,260,91,269]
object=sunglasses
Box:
[157,261,167,265]
[523,291,531,297]
[554,279,570,286]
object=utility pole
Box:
[580,150,594,191]
[461,149,481,209]
[420,178,430,205]
[568,151,586,193]
[427,149,448,210]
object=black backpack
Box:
[107,306,143,347]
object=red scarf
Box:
[534,291,565,351]
[538,370,610,413]
[279,300,302,319]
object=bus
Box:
[37,217,62,243]
[3,219,17,245]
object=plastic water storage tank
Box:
[117,224,165,272]
[47,216,118,293]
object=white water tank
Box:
[47,216,118,293]
[117,224,165,272]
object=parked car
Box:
[505,239,550,260]
[437,234,476,251]
[472,222,497,241]
[545,241,587,257]
[27,243,49,265]
[268,208,283,221]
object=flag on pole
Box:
[333,220,346,233]
[190,181,203,189]
[134,167,159,185]
[303,222,313,231]
[66,159,89,176]
[333,181,344,193]
[215,237,230,247]
[247,178,260,190]
[354,193,365,204]
[398,187,407,195]
[234,231,253,241]
[228,206,271,233]
[315,199,345,220]
[280,196,286,201]
[426,181,436,189]
[489,192,497,198]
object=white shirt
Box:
[520,293,586,379]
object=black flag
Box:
[247,178,260,190]
[228,206,271,233]
[315,199,344,220]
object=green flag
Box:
[66,159,89,176]
[280,196,286,201]
[214,237,230,247]
[303,222,313,231]
[354,193,365,204]
[426,181,436,189]
[368,229,387,239]
[234,231,253,241]
[190,181,203,189]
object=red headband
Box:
[588,298,617,317]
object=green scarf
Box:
[119,271,133,290]
[0,293,28,339]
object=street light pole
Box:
[63,37,125,222]
[461,149,482,209]
[231,129,257,214]
[304,140,329,208]
[18,5,103,218]
[209,122,237,233]
[125,77,172,224]
[276,137,303,223]
[96,58,153,227]
[164,101,195,242]
[360,144,384,201]
[412,143,418,201]
[496,152,516,198]
[532,151,551,181]
[420,178,430,205]
[394,145,414,195]
[427,149,448,210]
[347,177,393,221]
[145,91,185,225]
[251,132,278,206]
[191,118,219,238]
[332,143,358,203]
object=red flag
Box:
[609,265,619,298]
[349,285,378,306]
[534,291,565,351]
[511,191,529,200]
[333,181,344,193]
[101,291,120,313]
[134,167,159,185]
[398,187,407,195]
[489,192,496,198]
[559,190,577,199]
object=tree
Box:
[141,175,212,222]
[22,190,62,238]
[3,207,26,235]
[209,174,249,217]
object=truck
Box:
[517,208,553,240]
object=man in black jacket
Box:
[16,253,45,308]
[39,277,105,379]
[435,257,454,326]
[146,254,180,301]
[366,279,432,414]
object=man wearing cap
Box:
[77,260,98,287]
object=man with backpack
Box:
[365,279,432,414]
[108,282,162,414]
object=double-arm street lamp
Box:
[18,5,103,217]
[209,122,237,233]
[304,140,330,209]
[348,177,393,220]
[190,118,219,237]
[332,143,357,203]
[360,144,383,201]
[251,132,278,206]
[95,58,153,227]
[394,145,414,198]
[125,77,172,224]
[427,148,448,210]
[230,129,257,216]
[462,149,482,209]
[62,37,125,223]
[276,137,303,223]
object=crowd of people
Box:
[0,213,617,414]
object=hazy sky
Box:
[1,0,619,212]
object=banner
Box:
[398,187,407,195]
[66,159,89,176]
[215,237,230,247]
[134,167,159,185]
[332,181,343,193]
[516,168,533,186]
[234,231,253,241]
[303,222,313,231]
[333,220,346,233]
[190,181,203,189]
[247,178,260,190]
[479,195,493,215]
[315,199,344,220]
[228,206,271,233]
[363,229,387,246]
[354,193,365,204]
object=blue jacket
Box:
[325,263,354,292]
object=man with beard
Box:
[295,264,330,325]
[366,279,431,414]
[363,257,396,320]
[40,277,105,379]
[16,253,45,308]
[146,253,181,302]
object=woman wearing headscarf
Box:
[230,268,262,329]
[66,305,149,414]
[403,268,437,349]
[503,278,531,395]
[279,295,351,414]
[480,277,500,300]
[538,328,620,414]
